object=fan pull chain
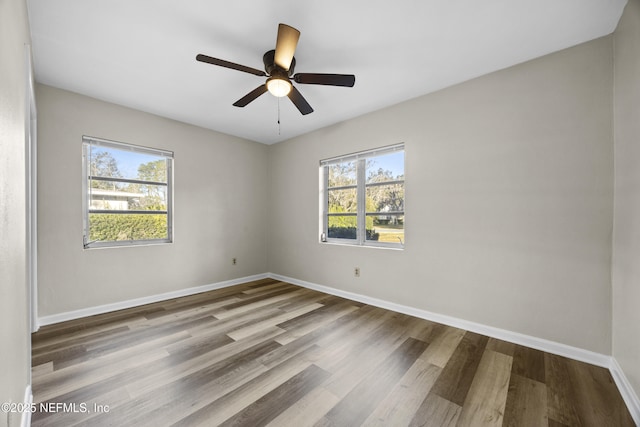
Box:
[277,97,281,135]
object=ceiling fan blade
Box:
[294,73,356,87]
[274,23,300,71]
[196,54,266,77]
[233,85,268,107]
[287,86,313,115]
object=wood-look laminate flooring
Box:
[31,278,635,427]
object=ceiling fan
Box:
[196,23,355,115]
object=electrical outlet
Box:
[355,267,360,277]
[232,257,237,265]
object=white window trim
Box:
[82,136,174,249]
[320,143,405,249]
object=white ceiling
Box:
[27,0,627,145]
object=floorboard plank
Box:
[318,312,416,398]
[486,337,516,357]
[172,352,314,427]
[512,344,546,383]
[409,393,462,427]
[502,373,547,427]
[226,302,323,341]
[265,387,340,427]
[545,353,584,426]
[34,331,184,402]
[218,364,331,426]
[125,327,284,399]
[321,337,430,426]
[361,358,442,426]
[429,332,489,406]
[456,349,513,427]
[418,325,466,368]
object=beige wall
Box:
[36,84,269,316]
[0,0,31,425]
[613,0,640,401]
[268,36,614,354]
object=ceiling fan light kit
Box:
[196,23,355,115]
[266,77,292,97]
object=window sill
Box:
[83,240,172,250]
[319,239,404,251]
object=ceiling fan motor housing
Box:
[263,49,295,77]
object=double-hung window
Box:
[321,144,405,248]
[82,136,173,248]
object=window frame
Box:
[82,136,174,249]
[320,143,405,249]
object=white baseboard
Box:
[270,273,640,423]
[21,385,32,427]
[610,357,640,425]
[34,271,639,424]
[269,273,612,368]
[37,273,269,327]
[35,271,610,368]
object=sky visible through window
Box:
[91,146,162,180]
[369,151,404,179]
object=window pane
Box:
[368,215,404,244]
[89,185,167,211]
[366,151,404,184]
[366,182,404,213]
[89,146,167,182]
[88,213,168,242]
[328,161,357,187]
[328,215,357,239]
[328,188,357,213]
[129,183,168,210]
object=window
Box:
[321,144,404,248]
[82,136,173,248]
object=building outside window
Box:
[320,144,404,248]
[82,136,173,248]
